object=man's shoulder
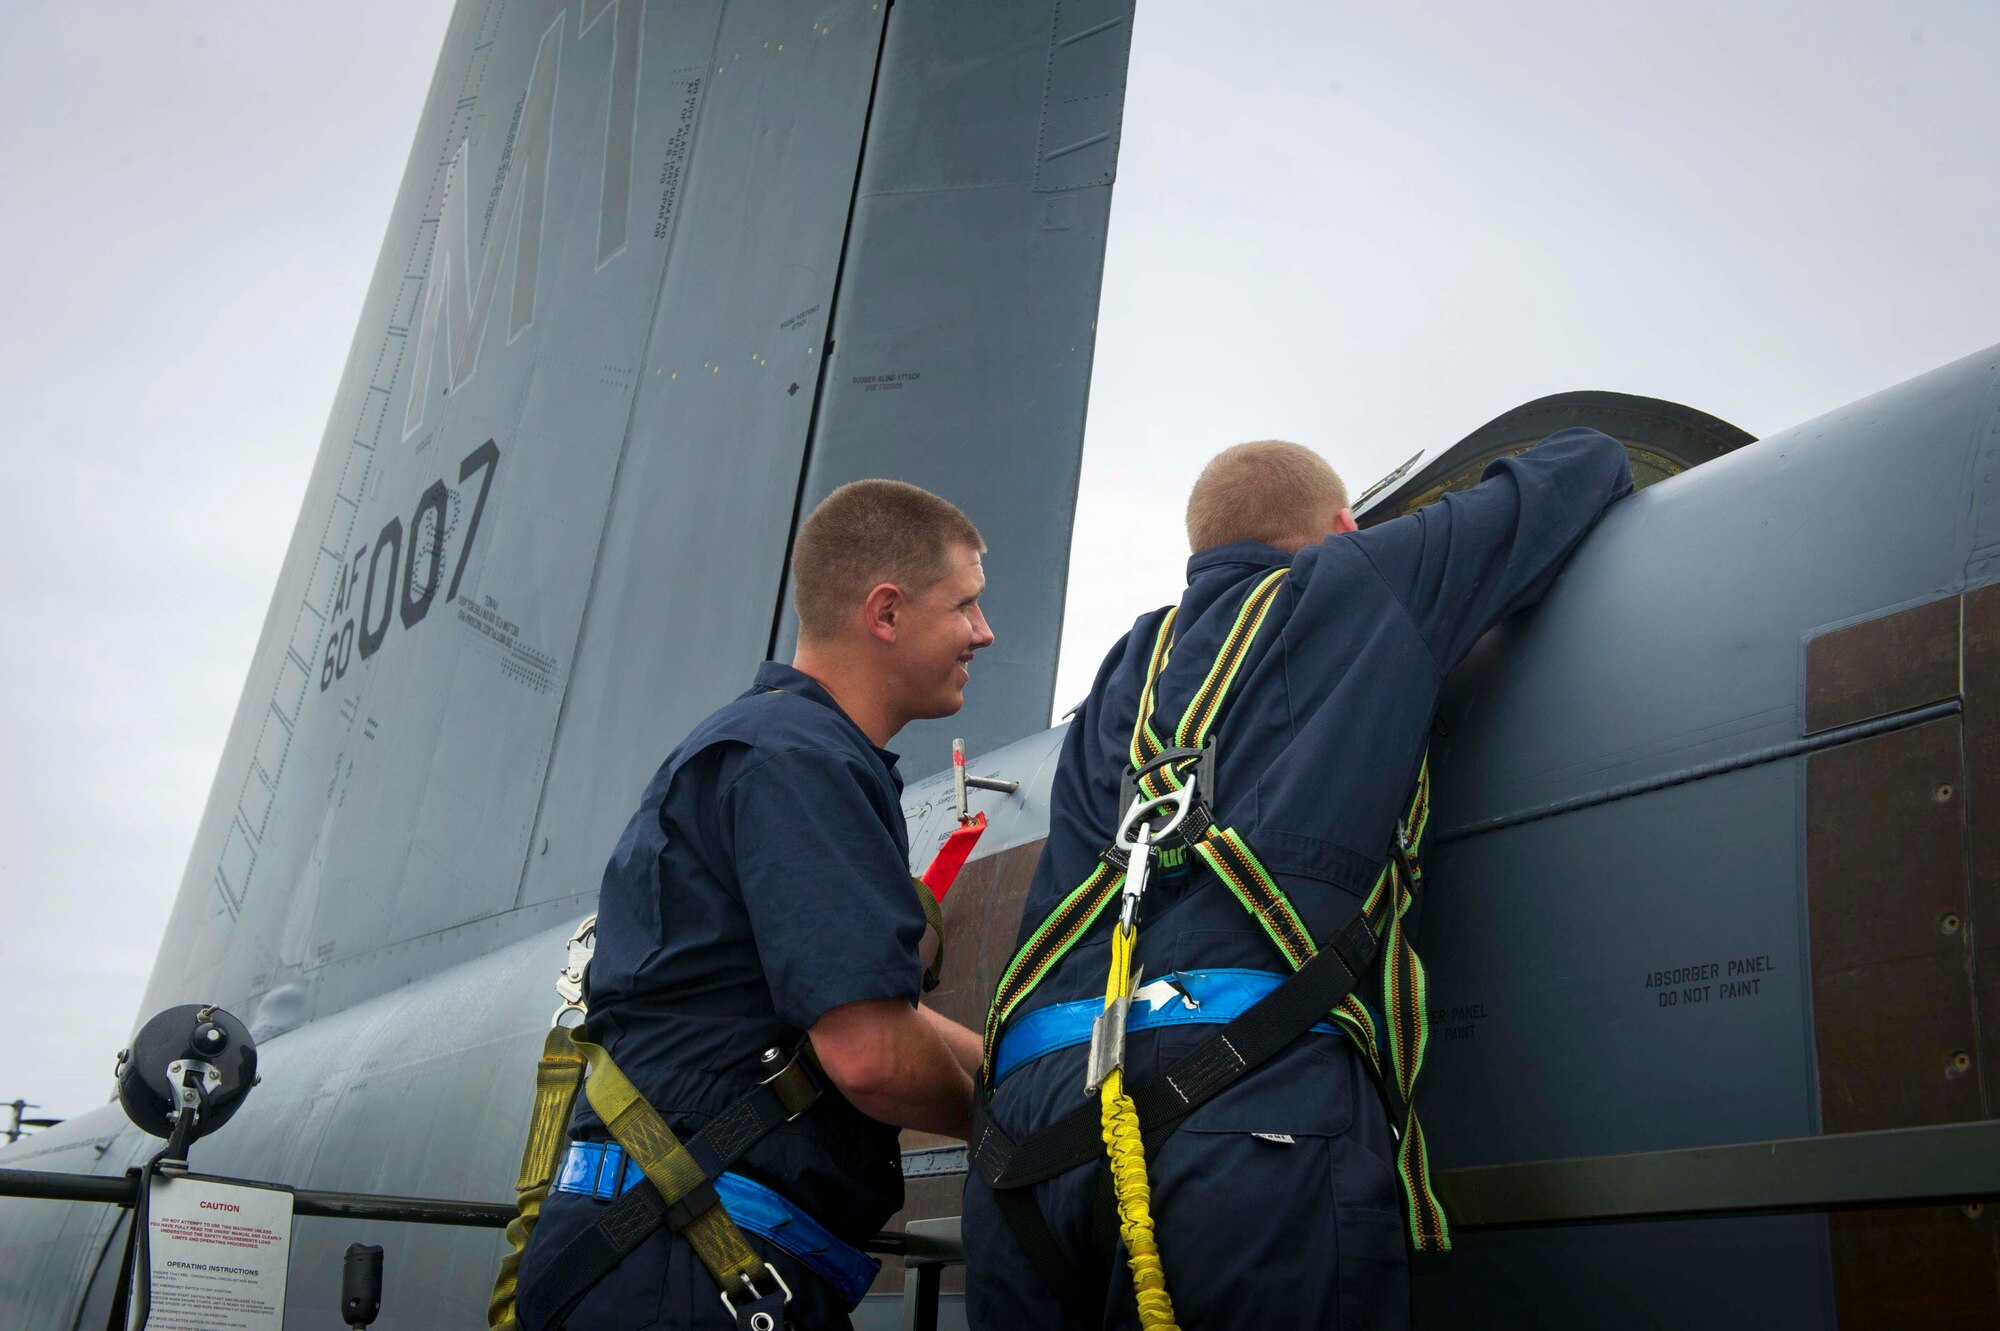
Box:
[1276,529,1411,612]
[688,686,816,742]
[663,691,817,770]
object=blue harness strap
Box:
[554,1142,881,1308]
[991,968,1352,1087]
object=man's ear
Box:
[1333,506,1358,535]
[861,582,903,644]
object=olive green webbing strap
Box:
[912,875,946,991]
[488,1028,589,1329]
[485,1028,771,1329]
[570,1033,769,1289]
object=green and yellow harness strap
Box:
[489,1027,588,1330]
[1170,568,1289,753]
[1191,752,1450,1252]
[981,859,1125,1085]
[984,568,1290,1083]
[1130,567,1290,799]
[1127,606,1178,779]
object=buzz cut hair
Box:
[791,479,985,642]
[1184,440,1349,554]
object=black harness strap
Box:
[518,1055,819,1331]
[976,904,1378,1187]
[977,569,1454,1307]
[988,1180,1104,1322]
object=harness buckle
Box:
[719,1261,792,1323]
[1391,821,1423,888]
[756,1045,820,1121]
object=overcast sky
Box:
[2,0,1996,1125]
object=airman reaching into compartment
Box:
[966,430,1633,1329]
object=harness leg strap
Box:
[974,1104,1104,1325]
[992,1178,1103,1324]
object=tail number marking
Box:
[322,440,501,691]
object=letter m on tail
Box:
[404,14,564,440]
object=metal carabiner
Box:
[1113,756,1198,928]
[1113,769,1200,856]
[1118,824,1153,932]
[551,915,598,1029]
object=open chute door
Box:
[1354,390,1756,527]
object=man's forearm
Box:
[873,1044,973,1140]
[921,1003,984,1078]
[846,1015,973,1139]
[808,998,974,1139]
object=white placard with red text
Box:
[142,1174,293,1330]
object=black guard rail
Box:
[5,1119,1997,1329]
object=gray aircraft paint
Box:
[583,0,644,268]
[0,0,1136,1324]
[3,2,1994,1329]
[766,0,1133,775]
[867,348,2000,1327]
[1404,345,2000,1323]
[402,10,564,441]
[12,342,1993,1326]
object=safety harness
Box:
[973,569,1450,1328]
[489,920,818,1331]
[490,815,976,1330]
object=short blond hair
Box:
[792,480,985,641]
[1185,440,1348,553]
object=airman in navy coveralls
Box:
[519,480,992,1330]
[966,429,1634,1329]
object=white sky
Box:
[2,0,1996,1125]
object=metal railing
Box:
[5,1119,1996,1328]
[886,1119,2000,1330]
[0,1162,962,1325]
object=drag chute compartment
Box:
[1354,390,1756,526]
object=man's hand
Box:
[808,998,974,1139]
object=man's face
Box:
[896,544,995,721]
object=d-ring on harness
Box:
[974,569,1450,1330]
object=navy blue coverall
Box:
[518,662,928,1330]
[964,429,1634,1329]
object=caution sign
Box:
[144,1174,293,1329]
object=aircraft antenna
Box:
[2,1100,60,1145]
